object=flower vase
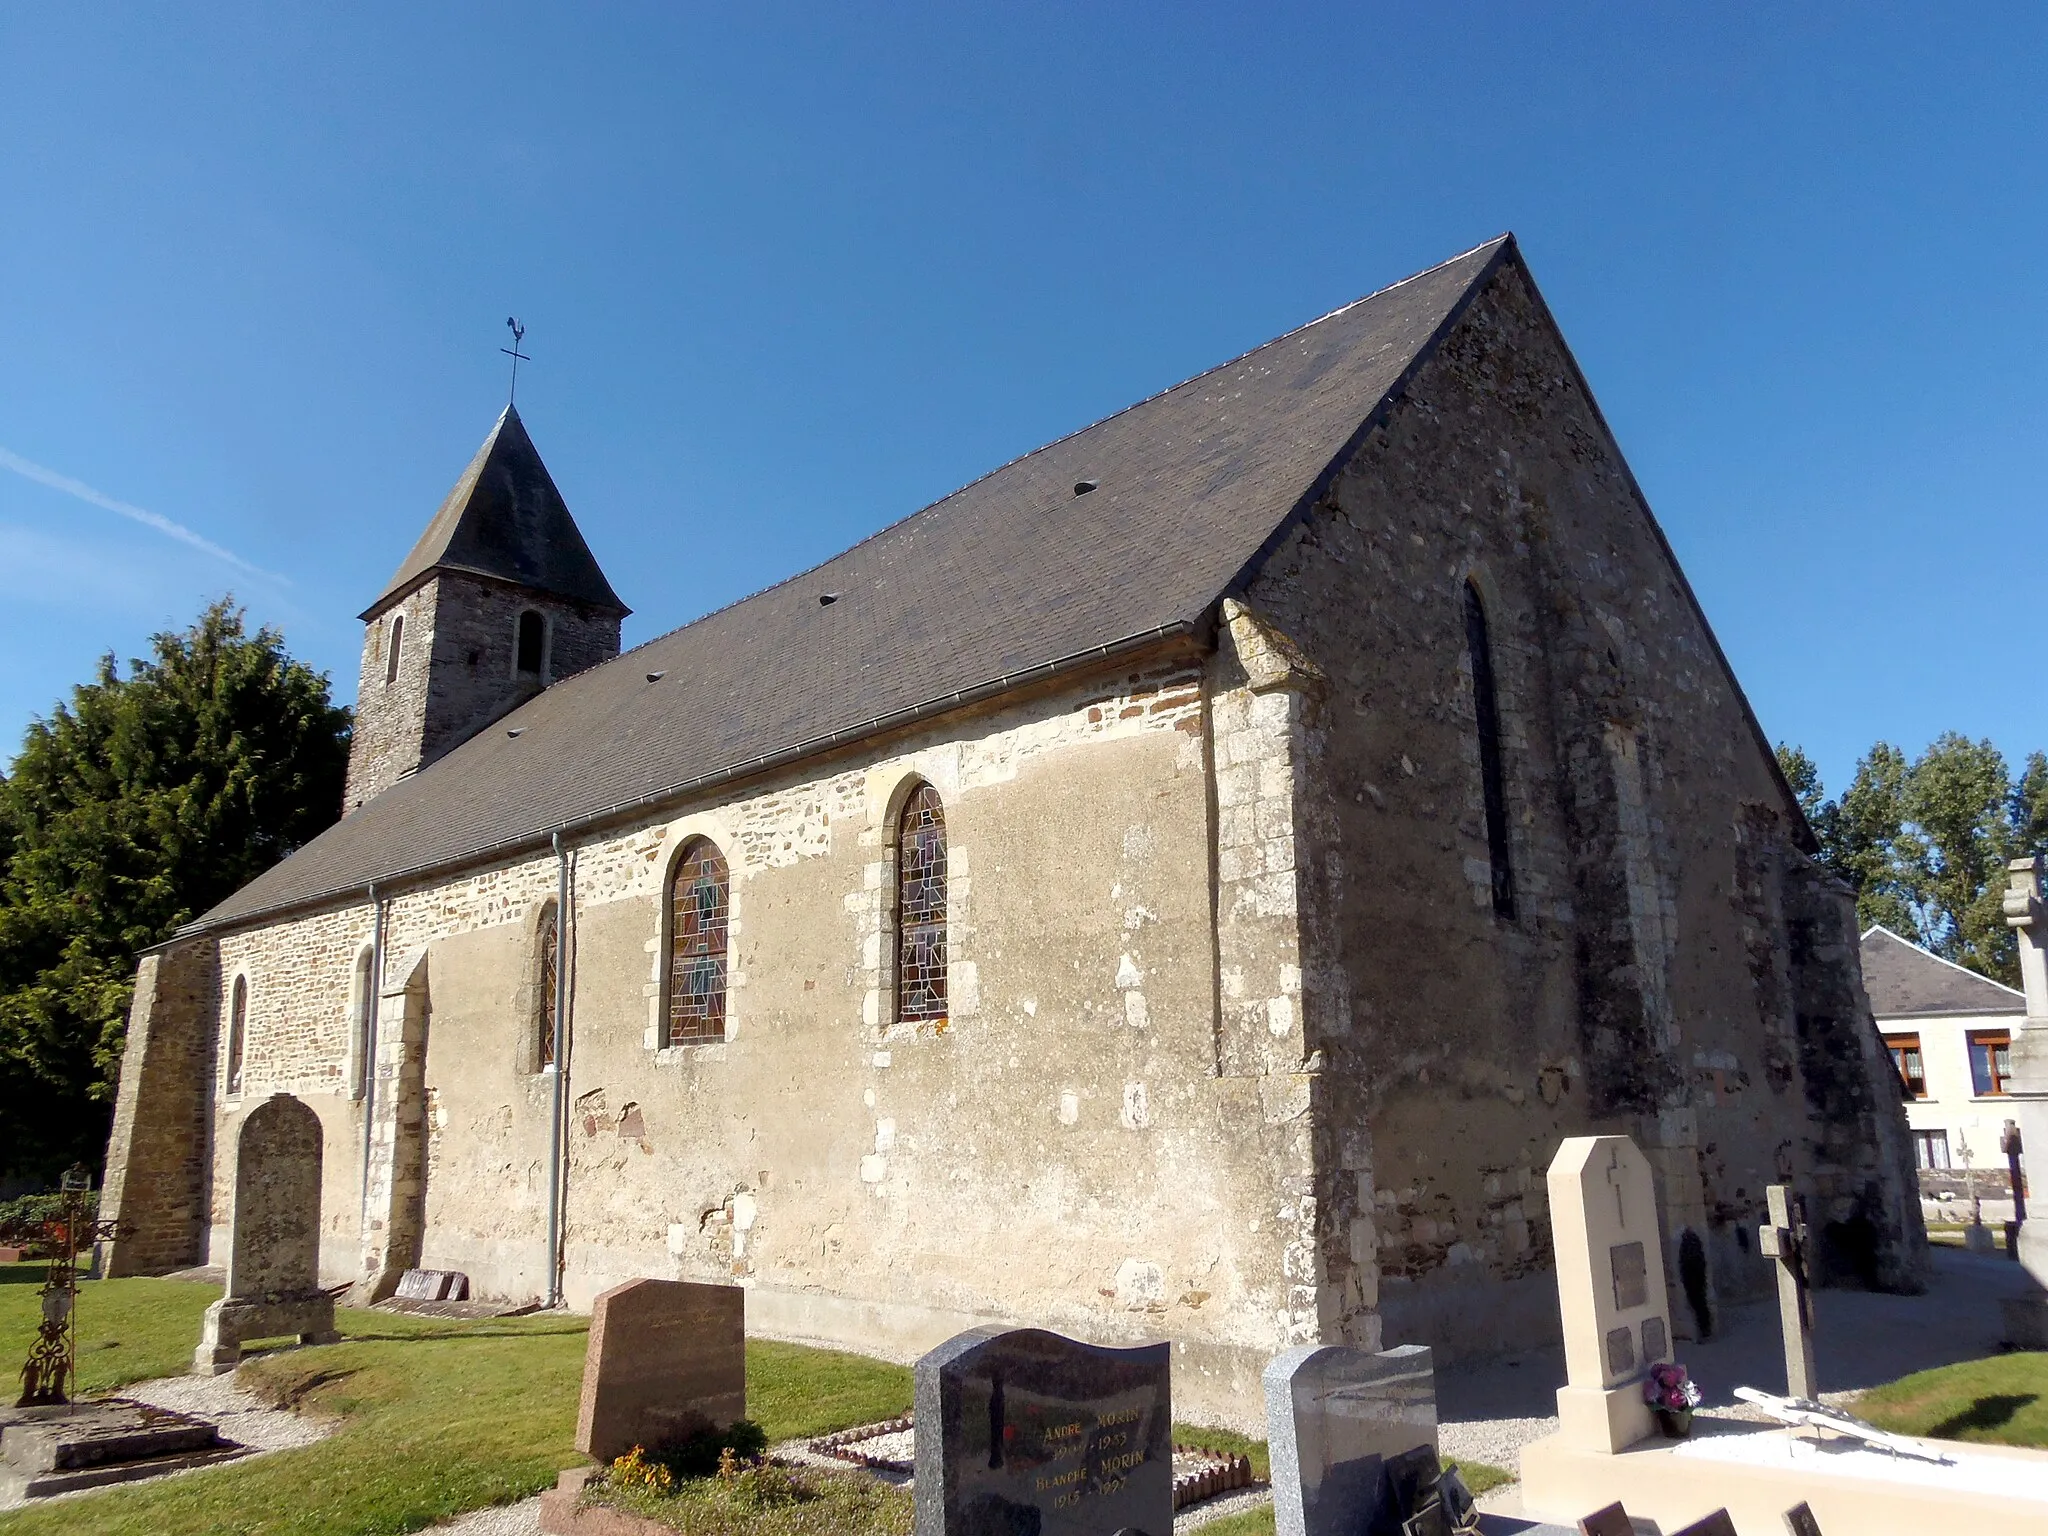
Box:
[1654,1408,1693,1439]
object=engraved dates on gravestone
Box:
[1263,1343,1438,1536]
[914,1325,1172,1536]
[575,1279,746,1464]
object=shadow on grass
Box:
[0,1265,51,1285]
[1930,1393,2039,1439]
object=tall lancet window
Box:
[1464,580,1516,920]
[896,784,948,1023]
[537,900,560,1069]
[385,613,405,686]
[666,840,729,1043]
[226,975,248,1095]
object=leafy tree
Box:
[1779,734,2048,986]
[0,601,350,1180]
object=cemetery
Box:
[0,1121,2045,1533]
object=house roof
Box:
[363,403,630,620]
[1860,925,2025,1020]
[188,233,1798,935]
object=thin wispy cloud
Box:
[0,445,286,583]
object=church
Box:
[99,236,1922,1426]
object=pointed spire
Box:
[362,405,629,620]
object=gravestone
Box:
[575,1278,746,1463]
[193,1093,339,1374]
[1758,1186,1817,1401]
[1264,1343,1438,1536]
[395,1268,469,1302]
[914,1324,1172,1536]
[1547,1136,1673,1453]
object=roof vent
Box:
[1073,479,1098,496]
[645,671,666,683]
[818,592,840,606]
[506,727,525,738]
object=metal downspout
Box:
[545,833,571,1306]
[358,884,385,1228]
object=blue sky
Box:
[2,4,2042,799]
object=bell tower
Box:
[344,405,628,814]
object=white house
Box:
[1862,924,2022,1200]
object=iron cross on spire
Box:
[502,317,530,404]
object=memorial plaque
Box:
[1609,1241,1647,1311]
[1604,1326,1634,1377]
[1640,1315,1668,1365]
[914,1325,1171,1536]
[1669,1512,1737,1536]
[1783,1503,1822,1536]
[1264,1343,1437,1536]
[575,1279,746,1463]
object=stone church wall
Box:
[193,655,1315,1425]
[1235,257,1921,1365]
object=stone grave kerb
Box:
[1547,1134,1673,1453]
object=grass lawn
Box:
[0,1272,912,1536]
[0,1265,1512,1534]
[1855,1351,2048,1449]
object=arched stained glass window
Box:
[896,784,948,1023]
[666,840,729,1043]
[1464,580,1516,920]
[226,975,248,1095]
[537,900,560,1069]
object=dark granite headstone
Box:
[913,1325,1172,1536]
[1263,1343,1438,1536]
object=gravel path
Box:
[122,1371,332,1453]
[433,1496,545,1534]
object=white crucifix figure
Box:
[1605,1146,1629,1227]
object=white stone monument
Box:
[1547,1135,1674,1453]
[2001,857,2048,1292]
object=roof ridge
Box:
[1862,923,2026,997]
[613,236,1515,651]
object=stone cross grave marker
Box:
[914,1324,1171,1536]
[1264,1343,1438,1536]
[575,1278,746,1463]
[1757,1185,1817,1402]
[1546,1135,1674,1453]
[193,1093,339,1374]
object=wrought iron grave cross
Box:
[0,1165,122,1406]
[1758,1184,1817,1403]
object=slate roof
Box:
[1861,925,2025,1019]
[363,404,629,619]
[192,233,1789,934]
